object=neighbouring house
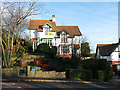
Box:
[28,15,82,58]
[95,42,120,71]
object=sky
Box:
[28,2,118,53]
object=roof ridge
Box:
[98,43,118,45]
[57,25,78,27]
[30,19,51,21]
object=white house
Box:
[29,15,82,58]
[95,43,120,70]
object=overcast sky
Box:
[28,2,118,53]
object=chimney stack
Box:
[52,15,56,22]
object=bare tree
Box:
[81,35,88,43]
[1,1,45,68]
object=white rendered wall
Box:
[37,31,56,39]
[73,36,81,44]
[30,30,37,38]
[111,47,119,61]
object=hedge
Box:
[96,70,105,81]
[82,58,113,81]
[67,69,92,81]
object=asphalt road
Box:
[1,81,119,89]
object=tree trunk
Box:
[9,27,16,68]
[7,29,10,67]
[2,44,8,68]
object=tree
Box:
[81,35,88,43]
[81,42,90,57]
[35,43,50,55]
[1,2,45,68]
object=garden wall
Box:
[2,67,19,77]
[27,66,66,79]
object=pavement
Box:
[1,76,120,89]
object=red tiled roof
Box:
[28,20,57,31]
[31,38,37,41]
[28,20,82,37]
[96,43,119,56]
[56,26,82,38]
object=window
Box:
[61,45,69,54]
[61,32,67,42]
[57,46,60,54]
[45,28,49,35]
[38,25,42,29]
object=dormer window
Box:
[38,25,42,29]
[42,23,52,29]
[42,23,53,35]
[45,28,50,35]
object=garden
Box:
[10,43,113,82]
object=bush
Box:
[104,66,113,81]
[96,70,105,81]
[13,60,20,66]
[82,58,113,81]
[41,64,53,71]
[35,43,50,55]
[18,46,25,54]
[12,53,20,57]
[24,46,28,53]
[67,69,92,81]
[49,46,57,59]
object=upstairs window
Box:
[38,25,42,29]
[42,23,52,35]
[45,28,49,35]
[61,32,67,42]
[61,45,69,54]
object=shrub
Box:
[13,60,20,66]
[67,69,92,81]
[42,64,53,71]
[49,46,57,59]
[18,46,25,54]
[24,46,28,53]
[82,58,113,81]
[35,43,50,56]
[104,66,113,81]
[12,53,20,57]
[96,70,105,81]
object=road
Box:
[1,81,119,89]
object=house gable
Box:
[42,22,53,29]
[95,43,119,57]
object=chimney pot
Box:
[52,15,56,22]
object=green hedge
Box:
[82,58,113,81]
[67,69,92,81]
[96,70,105,81]
[104,67,113,81]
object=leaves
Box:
[81,42,90,57]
